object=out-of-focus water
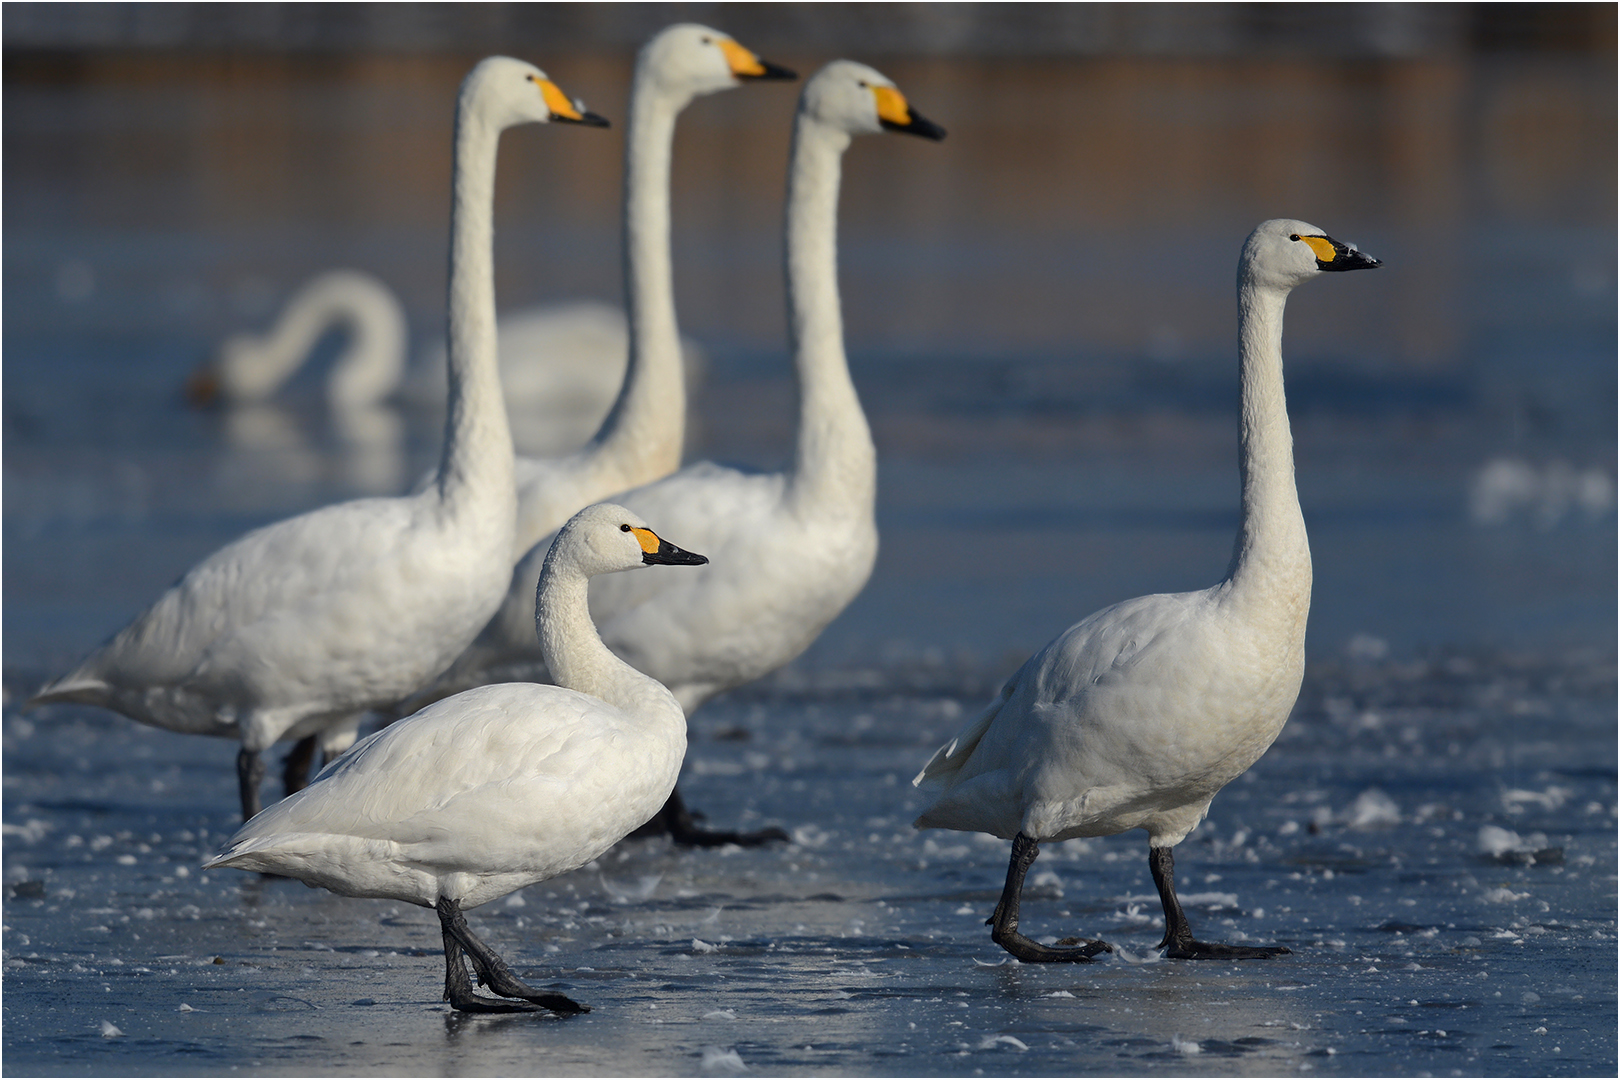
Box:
[3,41,1615,1078]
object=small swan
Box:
[431,61,946,846]
[204,503,706,1015]
[913,220,1381,962]
[26,58,610,821]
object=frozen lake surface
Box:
[4,38,1616,1077]
[3,647,1615,1076]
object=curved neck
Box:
[1224,280,1309,598]
[228,277,406,407]
[782,113,874,514]
[326,283,407,407]
[433,97,515,522]
[536,559,661,712]
[586,71,687,479]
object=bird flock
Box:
[27,24,1383,1014]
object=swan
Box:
[912,219,1382,962]
[428,61,947,846]
[188,277,708,459]
[26,57,610,821]
[499,24,794,565]
[204,503,706,1014]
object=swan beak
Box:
[1305,234,1382,272]
[184,364,221,407]
[872,86,947,141]
[536,77,612,128]
[630,527,708,567]
[720,39,797,82]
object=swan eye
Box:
[1289,234,1301,242]
[620,524,632,532]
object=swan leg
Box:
[435,897,588,1015]
[633,786,790,848]
[1150,845,1289,959]
[986,833,1112,962]
[236,747,267,821]
[281,735,319,797]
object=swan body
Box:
[28,57,609,820]
[205,503,706,1014]
[914,219,1381,962]
[429,61,946,843]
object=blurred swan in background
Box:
[428,60,946,846]
[28,57,610,821]
[205,503,706,1014]
[912,219,1381,963]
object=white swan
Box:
[912,219,1382,962]
[500,24,794,563]
[431,61,947,845]
[189,276,708,459]
[26,57,610,821]
[204,503,706,1014]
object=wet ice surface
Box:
[4,648,1615,1076]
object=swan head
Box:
[547,503,708,581]
[459,56,610,131]
[799,60,946,141]
[640,24,796,102]
[1241,219,1382,292]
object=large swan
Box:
[26,58,610,821]
[912,219,1382,962]
[430,61,946,845]
[204,504,706,1014]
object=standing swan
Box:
[432,61,946,846]
[913,220,1381,962]
[205,504,707,1014]
[26,58,610,820]
[502,24,794,563]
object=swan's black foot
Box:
[1148,844,1291,962]
[985,833,1114,962]
[634,787,790,848]
[437,896,589,1016]
[992,926,1112,963]
[1162,935,1290,961]
[237,747,266,821]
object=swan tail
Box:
[911,678,1014,790]
[24,674,111,712]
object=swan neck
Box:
[535,558,656,711]
[1225,280,1309,598]
[434,98,515,525]
[326,284,407,407]
[784,114,873,513]
[589,74,686,478]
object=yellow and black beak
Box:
[627,525,708,567]
[718,38,797,82]
[871,85,946,142]
[534,76,612,128]
[1294,233,1382,272]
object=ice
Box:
[1170,1035,1201,1055]
[1344,788,1401,827]
[698,1046,748,1075]
[692,939,718,954]
[977,1034,1029,1051]
[98,1021,122,1038]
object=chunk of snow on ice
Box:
[99,1021,122,1038]
[1,819,52,844]
[601,873,662,904]
[176,1003,196,1013]
[703,1009,738,1020]
[692,939,718,954]
[699,1046,748,1074]
[1179,892,1238,909]
[1046,990,1075,998]
[1502,786,1571,813]
[1111,946,1163,966]
[978,1034,1029,1051]
[1345,788,1400,828]
[1171,1035,1201,1055]
[954,904,978,916]
[1483,888,1531,903]
[973,956,1019,967]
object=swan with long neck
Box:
[426,60,946,845]
[26,57,609,821]
[912,219,1382,962]
[205,503,706,1014]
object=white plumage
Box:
[914,219,1381,962]
[206,502,706,1014]
[427,61,947,845]
[27,57,609,820]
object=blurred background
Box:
[4,2,1615,681]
